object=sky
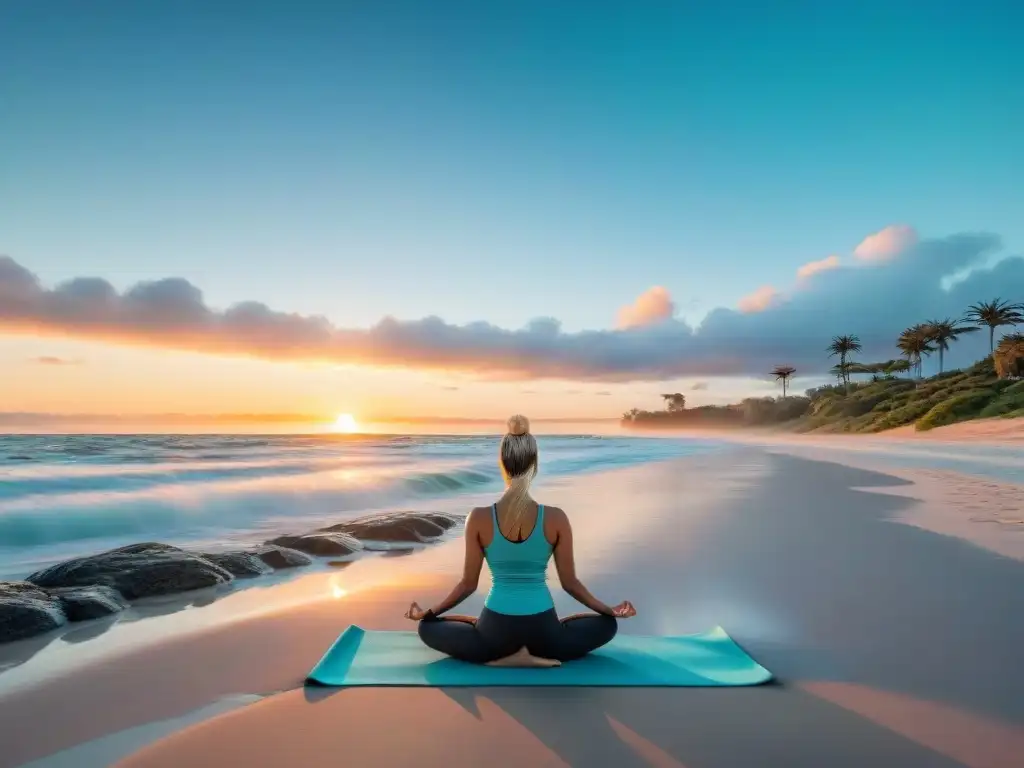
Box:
[2,1,1023,431]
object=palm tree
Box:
[897,324,935,379]
[771,365,796,398]
[886,359,912,377]
[845,361,876,375]
[923,318,979,374]
[962,299,1024,355]
[829,363,848,386]
[827,335,862,393]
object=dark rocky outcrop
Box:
[51,585,129,621]
[2,512,461,644]
[251,545,314,570]
[0,582,67,643]
[200,551,275,578]
[321,511,461,543]
[27,542,234,600]
[266,532,363,557]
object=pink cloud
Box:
[615,286,675,329]
[736,285,782,313]
[0,231,1015,382]
[796,254,841,280]
[854,224,918,262]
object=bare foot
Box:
[486,647,561,668]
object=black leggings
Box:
[418,607,617,664]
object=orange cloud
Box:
[854,224,917,262]
[616,286,675,329]
[736,285,782,313]
[796,254,841,280]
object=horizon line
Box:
[0,411,621,425]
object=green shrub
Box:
[979,388,1024,418]
[841,392,889,417]
[881,400,935,428]
[1004,379,1024,395]
[916,390,997,431]
[967,356,995,375]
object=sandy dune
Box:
[879,417,1024,443]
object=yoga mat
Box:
[306,625,773,687]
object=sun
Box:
[331,413,359,433]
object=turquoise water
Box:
[0,434,719,579]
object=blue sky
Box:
[2,1,1023,421]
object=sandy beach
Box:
[877,417,1024,444]
[2,445,1023,767]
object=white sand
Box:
[1,447,1022,767]
[762,444,1024,562]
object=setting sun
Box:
[332,413,359,433]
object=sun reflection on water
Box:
[329,574,349,600]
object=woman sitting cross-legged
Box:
[405,414,636,667]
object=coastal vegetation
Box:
[623,298,1024,434]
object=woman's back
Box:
[484,503,554,615]
[409,414,633,666]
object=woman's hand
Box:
[405,602,427,621]
[612,601,636,618]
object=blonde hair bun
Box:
[507,414,530,436]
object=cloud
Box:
[737,285,782,313]
[854,224,918,262]
[616,286,675,329]
[690,382,709,391]
[1,230,1021,382]
[594,390,612,396]
[797,255,841,280]
[30,356,81,366]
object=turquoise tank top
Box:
[484,503,555,615]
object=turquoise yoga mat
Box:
[305,625,773,687]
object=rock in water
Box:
[51,585,129,621]
[267,532,363,557]
[266,532,364,557]
[420,512,460,531]
[251,545,314,569]
[321,511,460,542]
[26,542,234,600]
[0,582,67,643]
[201,551,275,578]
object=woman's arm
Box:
[549,507,615,616]
[425,508,486,616]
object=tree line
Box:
[770,298,1024,398]
[624,297,1024,427]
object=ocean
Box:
[0,434,719,580]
